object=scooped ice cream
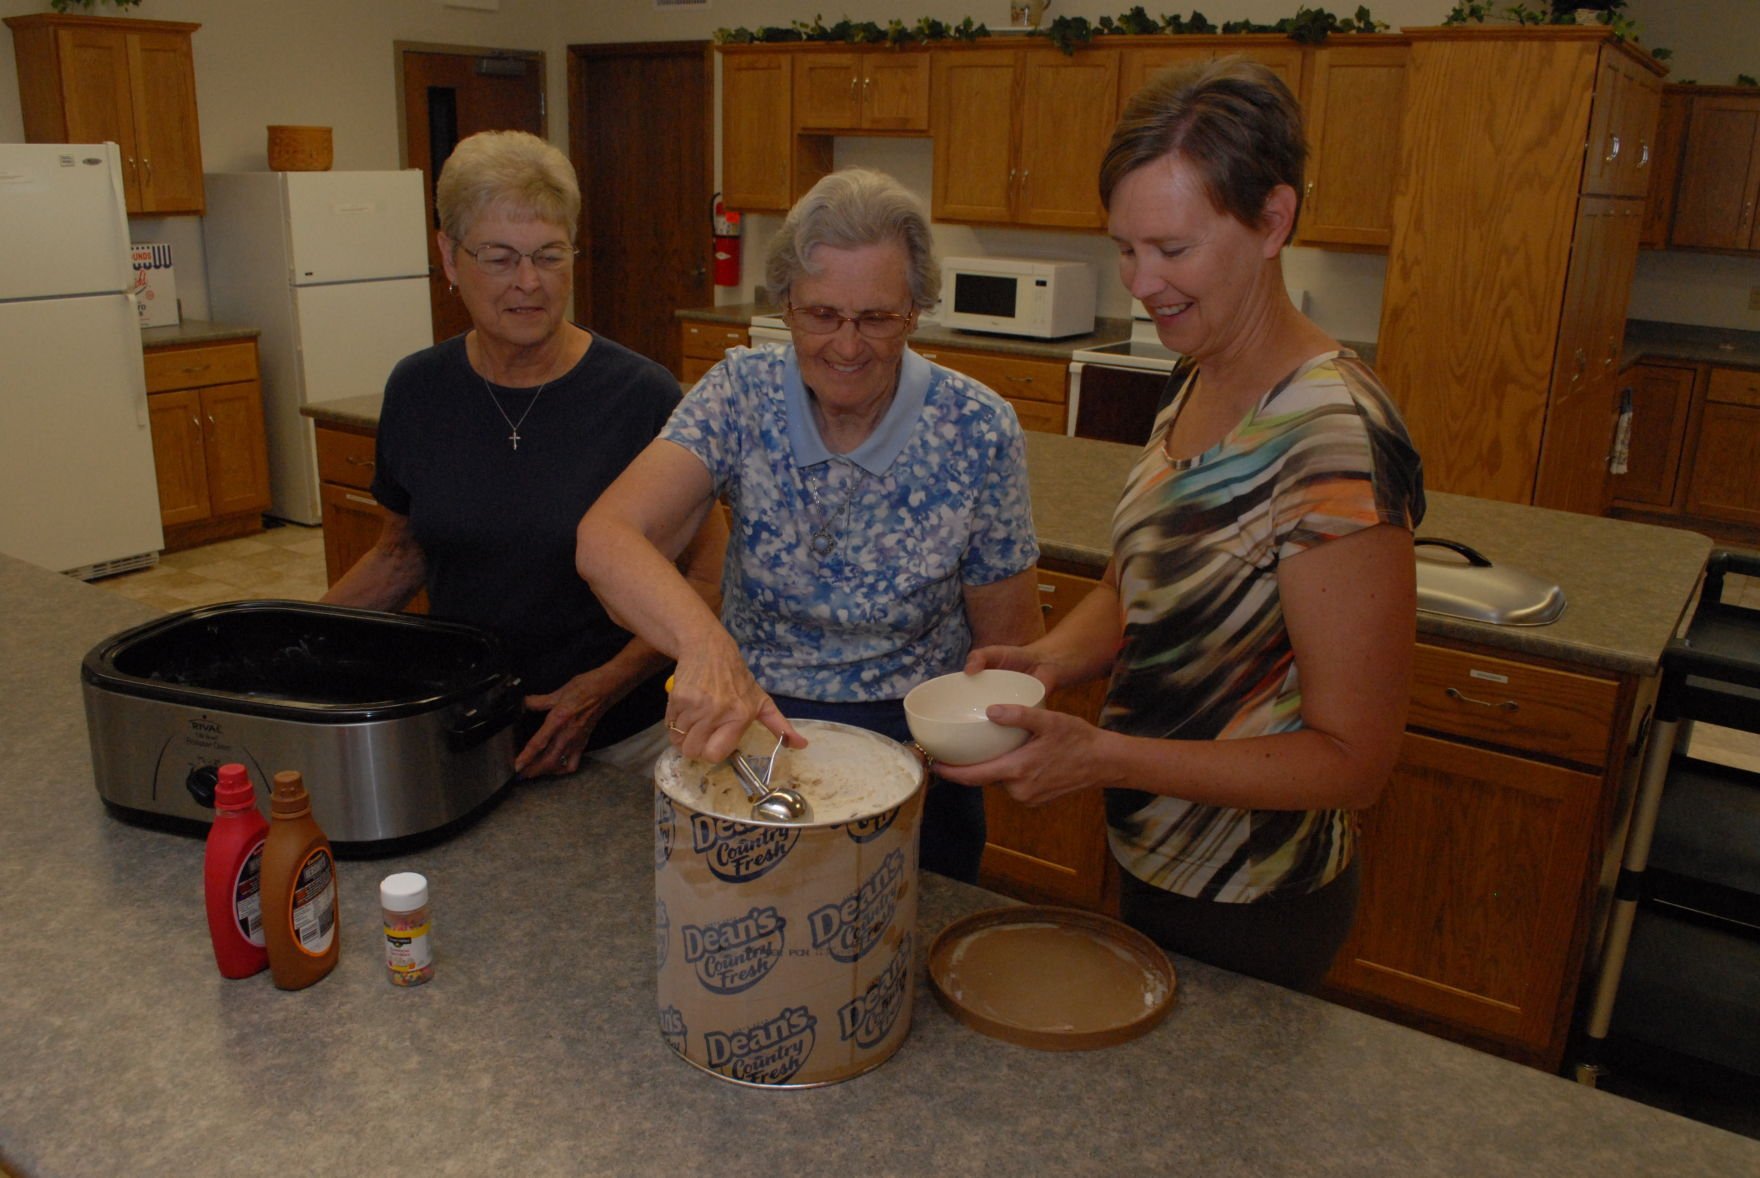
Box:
[656,720,921,825]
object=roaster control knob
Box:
[186,765,220,809]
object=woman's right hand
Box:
[665,638,805,763]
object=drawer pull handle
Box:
[345,456,375,468]
[181,364,212,375]
[1445,686,1519,713]
[344,493,377,507]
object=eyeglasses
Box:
[785,302,914,340]
[456,240,578,275]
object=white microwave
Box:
[938,256,1097,339]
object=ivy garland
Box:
[713,7,1389,55]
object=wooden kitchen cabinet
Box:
[1610,361,1696,511]
[677,317,749,384]
[1582,49,1663,200]
[1684,367,1760,527]
[931,46,1118,230]
[792,49,930,133]
[143,339,270,550]
[1295,41,1407,249]
[313,423,430,612]
[5,13,204,215]
[1378,28,1662,509]
[979,565,1114,911]
[912,343,1069,434]
[1325,640,1635,1070]
[719,49,830,213]
[1639,86,1689,248]
[1669,90,1760,252]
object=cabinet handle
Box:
[1445,686,1519,713]
[1637,141,1651,170]
[188,415,200,430]
[142,158,153,185]
[344,493,376,507]
[1006,375,1034,384]
[344,456,375,469]
[850,76,858,98]
[1604,134,1620,165]
[206,415,216,427]
[181,364,212,375]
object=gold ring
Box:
[667,722,685,735]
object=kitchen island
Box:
[1,552,1755,1176]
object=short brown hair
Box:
[435,130,580,245]
[1099,56,1306,239]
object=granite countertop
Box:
[2,552,1755,1177]
[1624,319,1760,370]
[301,393,382,431]
[139,317,260,350]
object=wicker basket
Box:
[267,125,333,172]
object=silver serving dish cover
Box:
[1414,538,1566,627]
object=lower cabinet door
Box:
[200,382,271,518]
[147,389,210,527]
[319,481,385,587]
[1325,731,1602,1065]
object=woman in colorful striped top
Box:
[937,58,1426,990]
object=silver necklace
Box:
[480,373,550,451]
[805,461,869,558]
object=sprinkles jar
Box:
[380,872,434,986]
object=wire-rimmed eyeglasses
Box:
[456,241,578,276]
[784,301,914,340]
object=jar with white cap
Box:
[380,872,434,986]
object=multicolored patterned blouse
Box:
[1103,350,1425,903]
[661,345,1039,703]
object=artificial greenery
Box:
[714,7,1387,55]
[49,0,144,10]
[1443,0,1643,42]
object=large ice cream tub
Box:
[653,720,925,1087]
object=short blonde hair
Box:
[765,168,939,309]
[435,130,580,244]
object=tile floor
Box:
[87,530,1760,1139]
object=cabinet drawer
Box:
[1406,643,1620,767]
[143,341,257,393]
[1707,367,1760,408]
[916,347,1068,405]
[679,320,748,360]
[315,427,378,491]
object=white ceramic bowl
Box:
[903,670,1046,765]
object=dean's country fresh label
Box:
[703,1006,816,1086]
[809,848,904,963]
[842,805,899,844]
[655,792,675,871]
[655,898,671,969]
[838,933,912,1050]
[690,814,798,883]
[683,905,786,995]
[659,1005,688,1055]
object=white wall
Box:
[2,0,1754,331]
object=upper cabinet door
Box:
[931,48,1020,224]
[1670,94,1760,251]
[793,52,863,131]
[1640,87,1689,248]
[127,30,204,214]
[1014,49,1117,230]
[1583,50,1661,199]
[1297,42,1408,249]
[721,52,794,212]
[860,52,930,131]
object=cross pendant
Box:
[509,428,521,451]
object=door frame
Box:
[565,39,715,329]
[393,39,550,167]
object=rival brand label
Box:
[654,793,675,871]
[808,849,904,963]
[837,933,912,1050]
[682,905,786,995]
[657,1004,688,1056]
[690,815,799,883]
[703,1006,816,1085]
[843,805,899,844]
[654,898,670,969]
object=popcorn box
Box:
[130,243,179,328]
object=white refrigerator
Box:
[0,142,164,579]
[204,170,433,524]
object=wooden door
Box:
[200,383,272,518]
[147,390,210,527]
[400,46,546,345]
[1610,362,1696,511]
[1671,94,1760,250]
[1118,45,1211,111]
[53,25,140,205]
[570,42,713,378]
[1640,88,1689,248]
[1015,49,1118,229]
[127,30,204,214]
[1297,42,1406,249]
[860,52,930,131]
[931,48,1019,223]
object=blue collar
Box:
[783,346,929,475]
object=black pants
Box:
[770,694,987,884]
[1119,858,1362,993]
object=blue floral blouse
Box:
[660,344,1039,702]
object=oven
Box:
[748,312,792,347]
[1066,312,1182,444]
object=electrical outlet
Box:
[1750,286,1760,311]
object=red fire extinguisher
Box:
[712,195,741,287]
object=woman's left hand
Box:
[931,705,1113,807]
[516,669,616,778]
